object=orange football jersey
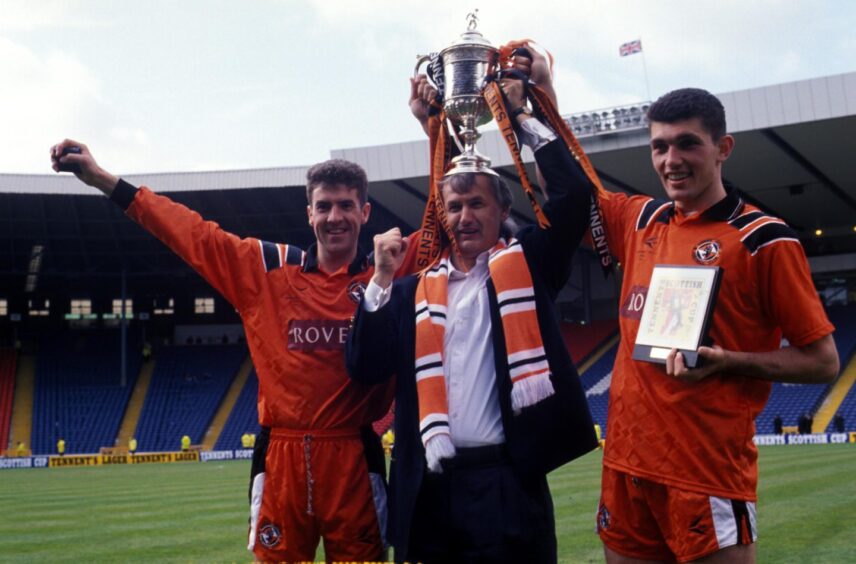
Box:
[599,189,833,500]
[125,185,418,430]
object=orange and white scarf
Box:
[415,238,554,472]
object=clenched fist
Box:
[371,227,409,289]
[50,139,119,195]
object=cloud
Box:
[0,37,99,172]
[553,66,643,114]
[107,127,150,148]
[0,1,69,31]
[0,0,110,32]
[0,36,152,174]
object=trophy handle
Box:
[414,54,432,79]
[414,54,441,91]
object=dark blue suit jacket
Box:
[347,139,598,558]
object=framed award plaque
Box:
[632,265,722,368]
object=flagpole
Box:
[639,36,652,101]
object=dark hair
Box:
[305,159,368,205]
[647,88,726,141]
[440,172,517,238]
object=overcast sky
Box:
[1,0,854,174]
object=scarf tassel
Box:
[424,433,456,473]
[511,371,555,414]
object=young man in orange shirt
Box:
[51,141,417,561]
[511,51,839,563]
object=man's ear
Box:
[717,134,735,163]
[361,202,371,225]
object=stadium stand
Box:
[828,364,856,433]
[580,341,619,436]
[756,382,828,434]
[115,359,155,449]
[214,361,393,450]
[136,344,245,452]
[215,368,260,451]
[819,304,856,432]
[202,355,255,450]
[754,304,856,434]
[203,355,254,449]
[8,355,35,455]
[826,304,856,364]
[31,331,141,455]
[0,348,16,450]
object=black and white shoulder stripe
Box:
[258,241,304,273]
[635,198,672,230]
[740,220,799,255]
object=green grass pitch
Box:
[1,445,854,562]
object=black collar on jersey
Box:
[700,185,745,222]
[656,185,745,224]
[302,243,370,275]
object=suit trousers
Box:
[406,444,557,563]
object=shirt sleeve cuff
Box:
[518,118,557,152]
[363,279,392,312]
[110,179,139,211]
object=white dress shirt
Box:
[364,251,505,447]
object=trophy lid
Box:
[447,10,495,49]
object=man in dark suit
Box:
[347,75,598,562]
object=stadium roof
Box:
[1,71,855,298]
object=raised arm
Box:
[500,77,595,294]
[50,139,263,309]
[345,228,407,385]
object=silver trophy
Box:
[415,10,499,176]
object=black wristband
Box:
[111,178,139,211]
[511,106,530,118]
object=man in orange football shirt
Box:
[51,140,418,561]
[511,49,839,563]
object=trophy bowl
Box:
[441,30,499,128]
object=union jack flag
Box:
[619,39,643,57]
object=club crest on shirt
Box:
[693,239,721,264]
[348,281,367,304]
[259,523,281,548]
